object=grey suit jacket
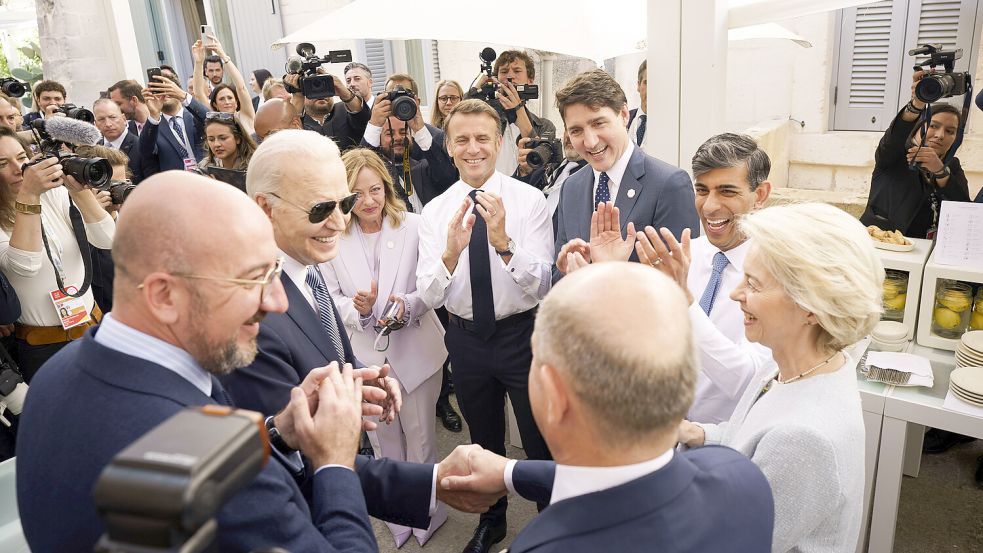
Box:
[552,146,700,282]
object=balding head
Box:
[254,98,300,141]
[112,171,287,374]
[530,263,696,457]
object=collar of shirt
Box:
[550,447,674,505]
[104,133,126,149]
[450,170,503,198]
[93,312,212,396]
[161,107,186,124]
[591,141,634,201]
[280,250,317,310]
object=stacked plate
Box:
[949,366,983,407]
[955,331,983,368]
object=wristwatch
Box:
[264,415,296,454]
[932,165,951,179]
[904,101,924,116]
[14,201,41,215]
[496,238,516,257]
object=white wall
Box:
[278,0,357,76]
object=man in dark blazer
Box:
[138,74,208,177]
[441,263,774,553]
[551,69,699,281]
[93,98,149,184]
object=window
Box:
[831,0,981,131]
[358,39,394,96]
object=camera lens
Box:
[391,96,417,121]
[61,156,112,188]
[527,143,552,168]
[65,107,95,123]
[0,79,25,98]
[915,74,953,104]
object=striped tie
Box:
[305,265,346,362]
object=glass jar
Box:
[971,288,983,331]
[881,270,908,322]
[932,280,972,339]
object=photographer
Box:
[861,70,971,238]
[284,65,368,151]
[467,50,556,176]
[0,127,114,380]
[23,80,68,128]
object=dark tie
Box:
[305,266,347,361]
[170,117,190,159]
[594,172,611,207]
[468,189,495,340]
[209,376,234,406]
[699,252,730,315]
[636,113,646,145]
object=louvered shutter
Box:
[832,1,909,131]
[360,39,393,95]
[431,40,442,81]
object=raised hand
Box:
[353,280,377,316]
[555,238,591,275]
[635,226,694,304]
[588,201,636,263]
[442,196,476,273]
[473,191,508,252]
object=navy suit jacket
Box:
[101,130,149,185]
[15,330,390,553]
[552,146,700,281]
[138,99,208,175]
[359,127,458,207]
[507,446,774,553]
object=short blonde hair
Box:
[739,203,884,353]
[262,78,286,101]
[341,148,405,232]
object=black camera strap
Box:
[39,197,93,299]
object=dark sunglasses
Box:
[205,111,235,123]
[270,192,359,223]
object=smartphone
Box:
[201,25,215,48]
[146,67,162,86]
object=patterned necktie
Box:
[699,252,730,315]
[169,116,190,159]
[636,114,647,145]
[594,172,611,207]
[468,189,496,340]
[209,376,234,406]
[305,266,346,361]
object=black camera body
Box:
[526,131,563,169]
[0,77,26,98]
[99,179,137,205]
[386,86,417,121]
[285,42,353,100]
[55,103,95,123]
[26,120,112,189]
[910,44,971,103]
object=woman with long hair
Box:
[199,112,257,171]
[250,68,273,111]
[191,36,257,136]
[429,79,464,129]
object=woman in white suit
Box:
[324,148,448,548]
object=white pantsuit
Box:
[323,212,448,547]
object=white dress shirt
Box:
[417,172,553,320]
[685,236,774,423]
[282,252,318,311]
[591,142,634,203]
[102,133,127,149]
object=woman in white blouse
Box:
[323,148,447,548]
[676,203,883,553]
[0,127,115,380]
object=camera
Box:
[96,179,137,205]
[508,78,539,101]
[477,47,498,102]
[385,85,417,121]
[26,119,112,188]
[0,362,27,429]
[0,77,26,98]
[284,42,353,100]
[910,44,971,103]
[526,131,563,169]
[55,103,95,123]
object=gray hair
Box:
[691,133,770,191]
[740,203,884,354]
[246,129,342,200]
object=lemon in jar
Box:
[884,293,906,312]
[971,310,983,331]
[934,307,962,329]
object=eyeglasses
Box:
[205,111,235,122]
[437,95,462,104]
[270,192,359,223]
[142,257,284,302]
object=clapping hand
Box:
[281,364,364,469]
[635,226,695,305]
[444,197,476,265]
[588,201,636,264]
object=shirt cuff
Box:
[414,126,433,151]
[363,123,383,147]
[358,310,375,329]
[699,423,723,446]
[315,463,355,475]
[148,116,161,126]
[504,459,518,495]
[429,464,438,515]
[181,93,192,107]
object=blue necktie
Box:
[636,114,646,145]
[170,116,190,159]
[209,376,234,406]
[594,172,611,207]
[699,252,730,315]
[468,190,496,340]
[305,266,346,361]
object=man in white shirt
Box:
[627,59,647,150]
[417,99,554,553]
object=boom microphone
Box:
[33,117,103,146]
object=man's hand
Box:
[496,80,522,111]
[436,445,509,512]
[283,73,302,91]
[516,137,533,177]
[907,145,945,174]
[473,191,508,251]
[588,202,636,264]
[283,364,364,469]
[635,226,694,305]
[408,98,425,132]
[191,39,206,63]
[369,95,392,126]
[910,70,929,111]
[149,76,188,102]
[142,89,163,118]
[353,280,377,316]
[555,238,591,275]
[43,104,64,118]
[443,197,476,273]
[362,363,402,424]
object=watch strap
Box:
[265,415,296,454]
[14,201,41,215]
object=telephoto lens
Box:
[60,155,112,188]
[57,104,95,123]
[0,77,26,98]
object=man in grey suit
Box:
[552,69,699,281]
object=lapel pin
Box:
[386,241,395,249]
[627,188,636,198]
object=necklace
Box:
[777,352,839,384]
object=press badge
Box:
[49,286,92,329]
[183,158,198,171]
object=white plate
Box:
[956,351,983,365]
[951,383,983,401]
[950,386,983,406]
[962,331,983,352]
[950,367,983,396]
[872,239,914,252]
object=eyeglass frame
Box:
[138,257,284,302]
[205,111,236,122]
[437,95,462,104]
[269,192,359,224]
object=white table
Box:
[855,364,892,553]
[866,344,983,553]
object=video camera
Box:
[284,42,353,100]
[25,118,112,189]
[526,131,563,169]
[94,406,269,553]
[476,48,539,103]
[0,77,27,98]
[910,44,971,103]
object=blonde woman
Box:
[322,148,447,548]
[429,79,463,129]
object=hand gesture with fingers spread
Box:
[443,197,476,273]
[588,201,636,264]
[635,226,695,304]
